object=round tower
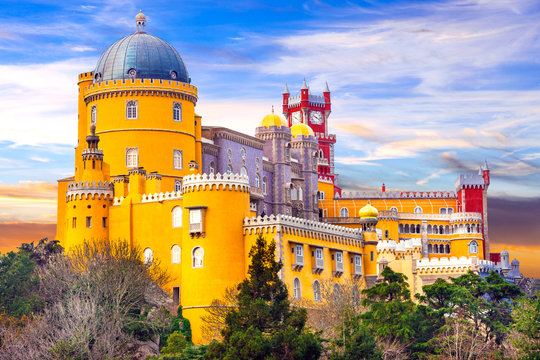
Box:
[180,173,251,343]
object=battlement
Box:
[78,71,94,83]
[141,191,182,203]
[66,180,114,201]
[416,256,477,274]
[338,190,456,199]
[243,214,363,245]
[182,173,250,193]
[449,212,483,223]
[455,173,485,191]
[377,239,422,252]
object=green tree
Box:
[329,319,382,360]
[508,293,540,359]
[205,234,322,360]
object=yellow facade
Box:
[56,13,493,344]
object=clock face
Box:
[309,111,323,124]
[291,111,301,125]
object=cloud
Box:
[0,222,57,253]
[70,45,97,52]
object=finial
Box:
[302,78,308,90]
[136,10,146,33]
[283,83,289,94]
[90,123,96,136]
[483,160,489,170]
[324,81,330,92]
[271,105,274,114]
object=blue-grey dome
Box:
[93,32,190,83]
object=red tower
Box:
[282,80,339,192]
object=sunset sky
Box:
[0,0,538,277]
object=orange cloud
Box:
[0,181,57,199]
[0,222,57,254]
[490,244,540,279]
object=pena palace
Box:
[56,11,522,343]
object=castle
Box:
[56,12,521,344]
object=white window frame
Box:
[126,100,138,119]
[340,207,349,218]
[469,241,478,254]
[298,187,303,201]
[226,165,232,175]
[175,179,182,192]
[414,206,423,214]
[240,147,247,159]
[255,174,260,188]
[173,149,183,170]
[318,191,325,200]
[291,188,298,201]
[209,162,216,175]
[171,245,181,264]
[126,147,138,168]
[91,105,97,124]
[143,248,153,265]
[173,102,182,122]
[313,280,321,302]
[241,166,248,177]
[293,277,301,299]
[262,177,267,195]
[192,246,204,268]
[172,206,182,228]
[336,252,343,264]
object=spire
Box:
[283,83,289,94]
[301,78,308,90]
[483,160,489,170]
[324,81,330,92]
[271,105,274,114]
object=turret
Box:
[300,79,309,122]
[282,83,290,120]
[323,81,331,122]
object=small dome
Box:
[261,113,287,128]
[291,123,315,138]
[501,249,509,255]
[359,201,378,219]
[511,259,519,266]
[136,10,146,20]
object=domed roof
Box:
[261,113,287,128]
[359,201,378,219]
[511,258,519,266]
[93,22,189,84]
[291,123,315,138]
[136,10,146,20]
[501,249,509,255]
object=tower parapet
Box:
[66,181,114,201]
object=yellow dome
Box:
[291,123,315,138]
[359,201,378,219]
[261,113,287,128]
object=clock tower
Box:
[282,80,339,191]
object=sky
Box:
[0,0,539,276]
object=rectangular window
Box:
[172,287,180,306]
[126,100,138,119]
[296,245,303,256]
[189,208,203,233]
[448,208,454,214]
[316,248,323,259]
[173,102,182,122]
[72,217,77,228]
[370,251,374,261]
[336,252,343,263]
[175,180,182,192]
[102,217,107,228]
[86,216,92,228]
[126,148,138,168]
[173,149,183,170]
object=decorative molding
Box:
[182,173,250,193]
[141,191,182,203]
[338,190,457,199]
[66,180,114,202]
[202,142,219,156]
[416,256,477,274]
[203,126,265,150]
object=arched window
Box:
[291,188,298,201]
[313,280,321,302]
[477,224,482,233]
[427,225,432,234]
[445,225,450,234]
[175,179,182,192]
[126,100,138,119]
[293,277,301,299]
[390,206,398,212]
[240,166,248,177]
[143,248,153,264]
[333,283,341,296]
[466,224,471,233]
[414,206,423,214]
[417,224,421,233]
[439,208,447,214]
[171,245,181,264]
[240,147,246,159]
[398,224,403,233]
[173,149,182,169]
[447,208,454,214]
[226,165,232,175]
[434,244,439,253]
[340,207,349,218]
[255,174,260,187]
[91,105,97,124]
[172,206,182,228]
[459,224,464,233]
[262,177,268,195]
[469,241,478,254]
[173,102,182,122]
[434,225,439,234]
[192,247,204,268]
[285,143,291,159]
[428,244,433,253]
[298,187,303,201]
[126,148,138,168]
[385,230,389,239]
[319,149,323,158]
[439,225,444,234]
[404,224,410,233]
[445,244,450,254]
[209,162,216,175]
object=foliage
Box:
[507,293,540,359]
[329,319,382,360]
[161,331,189,354]
[201,286,238,342]
[204,234,322,360]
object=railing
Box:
[189,222,202,233]
[335,261,344,272]
[354,263,362,275]
[318,158,329,166]
[295,254,304,266]
[322,217,363,224]
[315,257,324,269]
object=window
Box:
[293,278,301,299]
[240,166,248,177]
[296,245,303,256]
[313,280,321,302]
[227,148,232,159]
[255,174,260,187]
[370,251,374,261]
[126,148,138,168]
[240,147,246,159]
[209,162,216,175]
[469,241,478,254]
[72,217,76,228]
[333,283,341,295]
[340,207,349,218]
[173,102,182,122]
[316,248,323,259]
[427,225,432,234]
[298,188,303,201]
[440,208,447,214]
[291,188,298,201]
[172,287,180,306]
[414,206,423,214]
[91,105,97,124]
[189,208,203,233]
[143,248,153,264]
[126,100,138,119]
[171,245,181,264]
[399,224,403,233]
[336,252,343,263]
[226,165,232,175]
[262,177,267,195]
[86,216,92,228]
[318,191,325,200]
[390,206,398,212]
[175,179,182,192]
[447,208,454,214]
[102,217,107,228]
[192,247,204,268]
[172,206,182,228]
[385,230,389,239]
[173,150,183,170]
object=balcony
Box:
[292,253,304,271]
[250,186,264,199]
[333,260,344,277]
[313,256,324,274]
